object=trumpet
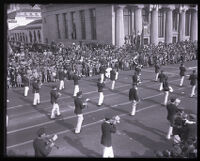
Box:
[44,134,59,149]
[108,115,121,125]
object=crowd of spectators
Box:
[7,40,197,88]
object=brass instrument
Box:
[44,134,59,149]
[108,115,120,125]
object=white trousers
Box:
[131,100,137,116]
[159,82,163,91]
[100,74,104,83]
[155,73,159,81]
[73,85,79,96]
[75,114,84,133]
[180,76,184,86]
[33,93,40,105]
[163,91,169,105]
[111,80,115,90]
[102,146,114,158]
[24,86,29,96]
[98,92,104,105]
[59,80,64,90]
[191,85,196,97]
[166,125,173,139]
[115,72,119,80]
[51,103,61,119]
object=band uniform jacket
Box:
[33,137,52,157]
[129,87,139,101]
[50,89,59,104]
[166,103,179,125]
[73,74,79,85]
[101,121,116,147]
[99,66,105,74]
[154,64,160,73]
[32,81,40,93]
[132,74,139,85]
[97,82,105,92]
[163,81,169,91]
[74,97,85,115]
[189,73,197,86]
[58,71,65,80]
[179,66,186,76]
[158,73,166,83]
[110,70,116,81]
[23,76,29,87]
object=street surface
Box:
[6,60,197,157]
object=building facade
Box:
[41,4,198,46]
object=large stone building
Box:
[41,4,198,47]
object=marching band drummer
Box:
[50,85,62,119]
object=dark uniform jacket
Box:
[58,71,65,80]
[154,64,160,73]
[32,81,40,93]
[166,103,179,125]
[101,121,116,147]
[97,82,105,92]
[184,123,197,141]
[50,89,59,104]
[132,74,139,85]
[74,97,85,115]
[23,76,29,87]
[179,66,186,76]
[99,66,105,74]
[189,73,197,86]
[163,81,169,91]
[129,87,139,101]
[158,73,166,83]
[33,137,51,157]
[73,75,79,85]
[110,70,116,81]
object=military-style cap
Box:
[105,113,113,120]
[37,127,46,136]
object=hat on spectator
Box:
[170,97,176,102]
[105,113,113,121]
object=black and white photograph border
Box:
[5,3,198,158]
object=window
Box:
[123,8,131,36]
[63,13,68,39]
[142,8,149,24]
[89,8,96,40]
[158,10,164,37]
[80,10,86,39]
[185,11,190,36]
[71,12,76,39]
[173,11,178,31]
[56,14,61,39]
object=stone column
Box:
[178,7,186,41]
[134,5,143,35]
[165,6,174,43]
[190,8,198,42]
[150,5,158,45]
[115,5,126,46]
[67,12,72,39]
[85,9,92,40]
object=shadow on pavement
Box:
[63,135,101,157]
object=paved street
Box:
[6,60,197,157]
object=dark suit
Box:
[101,121,116,147]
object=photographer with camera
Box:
[100,113,119,158]
[33,128,54,157]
